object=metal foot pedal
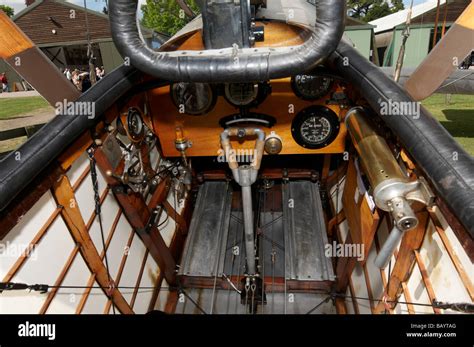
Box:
[283,181,335,285]
[178,182,232,281]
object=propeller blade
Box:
[404,1,474,101]
[0,11,80,106]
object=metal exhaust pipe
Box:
[345,107,423,269]
[374,226,403,269]
[330,41,474,237]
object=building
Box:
[344,17,377,63]
[370,0,471,67]
[0,0,166,91]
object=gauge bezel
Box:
[170,82,217,115]
[291,74,334,101]
[224,82,271,107]
[126,107,145,142]
[224,82,259,107]
[291,106,340,149]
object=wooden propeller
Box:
[0,11,80,105]
[404,1,474,101]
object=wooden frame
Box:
[94,146,177,285]
[52,174,134,314]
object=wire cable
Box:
[1,281,472,313]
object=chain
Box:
[88,149,101,215]
[88,148,116,314]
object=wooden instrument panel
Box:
[145,21,349,158]
[146,78,349,157]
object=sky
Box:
[1,0,428,16]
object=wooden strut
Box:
[4,164,103,313]
[130,250,150,309]
[2,208,61,284]
[52,174,134,314]
[335,160,380,293]
[76,206,122,314]
[104,230,135,314]
[415,250,441,314]
[428,210,474,301]
[0,11,80,105]
[432,0,442,49]
[94,147,177,285]
[147,272,165,313]
[348,278,360,314]
[374,211,429,314]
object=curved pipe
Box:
[109,0,346,82]
[221,127,265,172]
[330,40,474,237]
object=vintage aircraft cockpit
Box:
[0,0,472,316]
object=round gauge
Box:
[291,106,340,149]
[225,83,259,107]
[291,74,333,100]
[171,82,216,115]
[127,108,145,142]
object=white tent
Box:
[369,0,447,34]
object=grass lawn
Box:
[422,94,474,155]
[0,96,49,119]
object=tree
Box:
[141,0,200,36]
[347,0,404,22]
[0,5,14,17]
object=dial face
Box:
[300,116,332,145]
[292,74,333,100]
[127,108,145,141]
[225,83,259,106]
[128,111,143,136]
[171,82,215,115]
[291,106,340,149]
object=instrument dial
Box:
[117,107,146,142]
[300,116,332,145]
[128,109,144,138]
[225,83,259,106]
[171,82,216,115]
[291,74,333,100]
[291,106,340,149]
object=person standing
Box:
[1,72,8,93]
[95,66,102,81]
[71,69,83,92]
[98,66,105,79]
[64,68,72,81]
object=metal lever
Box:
[220,127,265,275]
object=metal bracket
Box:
[406,176,436,207]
